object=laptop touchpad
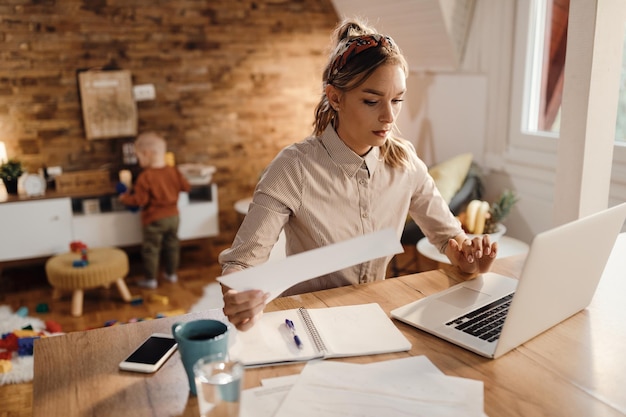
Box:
[436,287,493,309]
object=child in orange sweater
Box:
[119,132,191,289]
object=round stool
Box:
[45,247,132,317]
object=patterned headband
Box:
[328,34,395,80]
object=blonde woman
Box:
[220,19,497,330]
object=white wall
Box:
[397,1,531,237]
[398,73,487,168]
[397,0,626,243]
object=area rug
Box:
[189,282,224,313]
[0,287,222,387]
[0,305,47,385]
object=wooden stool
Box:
[45,247,132,317]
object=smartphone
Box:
[119,333,178,373]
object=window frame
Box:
[509,0,558,157]
[508,0,626,168]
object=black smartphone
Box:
[118,333,178,373]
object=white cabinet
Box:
[178,188,219,240]
[72,210,143,248]
[71,184,219,248]
[0,184,219,262]
[0,198,74,261]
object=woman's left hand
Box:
[446,235,498,275]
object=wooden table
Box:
[32,235,626,417]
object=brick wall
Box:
[0,0,338,248]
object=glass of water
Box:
[193,354,244,417]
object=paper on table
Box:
[217,228,402,301]
[260,373,301,387]
[240,384,292,417]
[274,361,483,417]
[363,355,443,375]
[334,357,489,417]
[241,355,487,417]
[241,357,441,417]
[249,356,485,417]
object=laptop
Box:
[391,202,626,359]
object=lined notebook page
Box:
[229,303,411,367]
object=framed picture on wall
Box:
[78,69,138,140]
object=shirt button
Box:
[359,179,366,185]
[362,213,369,218]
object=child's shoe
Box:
[163,273,178,283]
[137,278,158,289]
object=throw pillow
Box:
[428,153,473,204]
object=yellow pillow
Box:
[428,153,473,204]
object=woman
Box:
[220,19,498,331]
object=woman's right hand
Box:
[221,287,269,331]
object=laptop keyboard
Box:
[445,293,515,343]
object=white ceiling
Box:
[330,0,476,71]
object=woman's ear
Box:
[325,84,341,111]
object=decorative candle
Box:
[165,152,175,167]
[0,141,7,164]
[119,169,132,189]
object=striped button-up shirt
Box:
[219,125,461,295]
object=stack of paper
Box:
[240,356,487,417]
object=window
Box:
[615,28,626,143]
[524,0,568,135]
[525,0,626,144]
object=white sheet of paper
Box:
[240,384,292,417]
[273,360,484,417]
[241,357,440,417]
[241,356,486,417]
[260,373,301,387]
[217,228,403,301]
[362,355,444,375]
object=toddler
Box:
[119,132,191,289]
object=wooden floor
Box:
[0,242,422,417]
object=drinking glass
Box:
[193,354,244,417]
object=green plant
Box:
[484,189,519,233]
[0,159,24,181]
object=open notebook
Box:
[228,303,411,367]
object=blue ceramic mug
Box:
[172,319,229,396]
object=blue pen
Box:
[285,319,303,349]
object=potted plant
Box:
[0,159,24,195]
[458,189,520,241]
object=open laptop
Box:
[391,202,626,359]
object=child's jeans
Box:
[142,215,180,279]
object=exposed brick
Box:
[0,0,338,245]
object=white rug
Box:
[0,305,47,385]
[189,282,224,313]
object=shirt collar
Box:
[320,125,381,178]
